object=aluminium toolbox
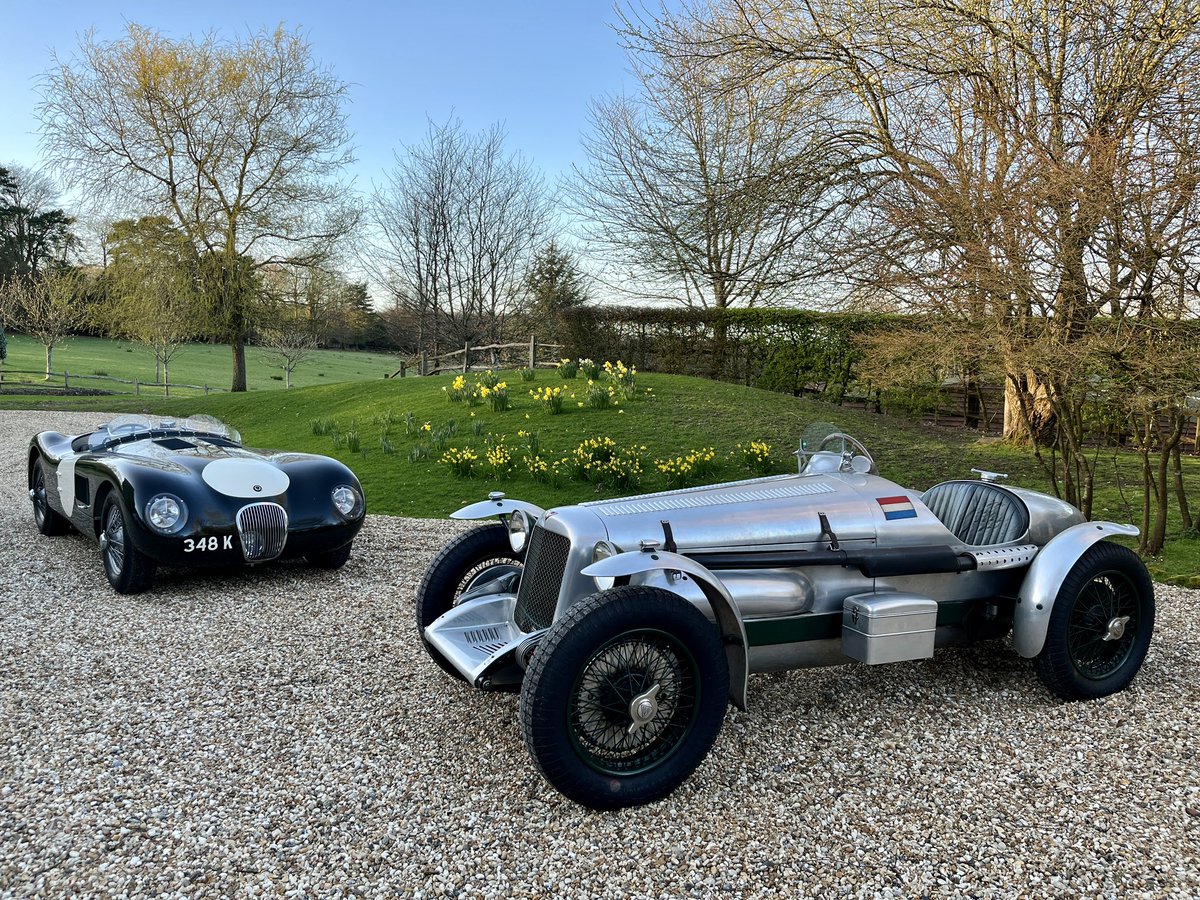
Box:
[841,592,937,665]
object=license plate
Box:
[184,535,235,553]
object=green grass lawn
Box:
[3,367,1197,585]
[0,333,403,394]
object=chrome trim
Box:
[970,544,1039,570]
[235,501,288,562]
[423,592,532,684]
[590,481,836,517]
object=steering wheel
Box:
[816,433,876,474]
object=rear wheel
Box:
[1035,542,1154,700]
[31,460,69,536]
[100,495,156,594]
[415,523,523,680]
[520,586,728,810]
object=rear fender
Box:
[1013,522,1140,658]
[583,550,749,710]
[450,497,545,522]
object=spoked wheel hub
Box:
[104,506,126,575]
[31,473,47,527]
[1068,572,1139,680]
[569,629,699,776]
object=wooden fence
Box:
[389,336,563,378]
[0,369,226,398]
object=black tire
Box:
[308,542,353,570]
[31,460,70,536]
[415,522,523,680]
[1035,542,1154,701]
[519,586,729,810]
[99,495,156,594]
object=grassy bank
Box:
[3,369,1197,585]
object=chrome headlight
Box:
[592,541,617,591]
[507,509,530,553]
[332,484,363,518]
[145,494,187,534]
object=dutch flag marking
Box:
[877,496,918,521]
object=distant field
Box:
[0,333,402,394]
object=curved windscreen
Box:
[92,414,242,448]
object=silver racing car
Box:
[417,424,1154,809]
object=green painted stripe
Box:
[745,599,977,647]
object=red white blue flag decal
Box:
[877,496,917,521]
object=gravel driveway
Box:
[1,410,1198,898]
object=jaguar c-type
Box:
[28,414,365,593]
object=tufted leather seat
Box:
[920,481,1029,547]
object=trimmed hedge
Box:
[557,306,902,399]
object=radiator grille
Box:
[235,502,288,562]
[514,525,570,632]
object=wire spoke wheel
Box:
[569,629,698,775]
[1066,572,1138,680]
[1035,542,1154,701]
[104,505,126,575]
[521,586,729,810]
[32,466,48,528]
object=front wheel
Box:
[415,523,523,680]
[519,586,729,810]
[99,495,156,594]
[1035,542,1154,700]
[31,460,70,536]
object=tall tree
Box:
[39,24,358,391]
[368,119,552,351]
[658,0,1200,516]
[100,216,201,393]
[525,240,590,339]
[0,165,75,279]
[573,9,853,309]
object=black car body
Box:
[28,414,366,592]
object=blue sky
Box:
[1,1,641,198]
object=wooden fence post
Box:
[463,342,470,374]
[529,335,536,370]
[419,351,428,376]
[204,384,210,395]
[63,370,69,390]
[134,379,140,396]
[399,361,406,378]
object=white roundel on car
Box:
[201,458,290,498]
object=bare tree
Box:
[573,8,855,310]
[39,24,358,391]
[258,312,319,388]
[367,119,552,351]
[670,0,1200,516]
[0,270,88,377]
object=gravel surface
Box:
[1,409,1198,899]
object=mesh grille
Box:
[514,525,570,632]
[235,502,288,561]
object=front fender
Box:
[450,497,546,521]
[583,550,749,711]
[1013,521,1140,658]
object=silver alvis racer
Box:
[417,425,1154,810]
